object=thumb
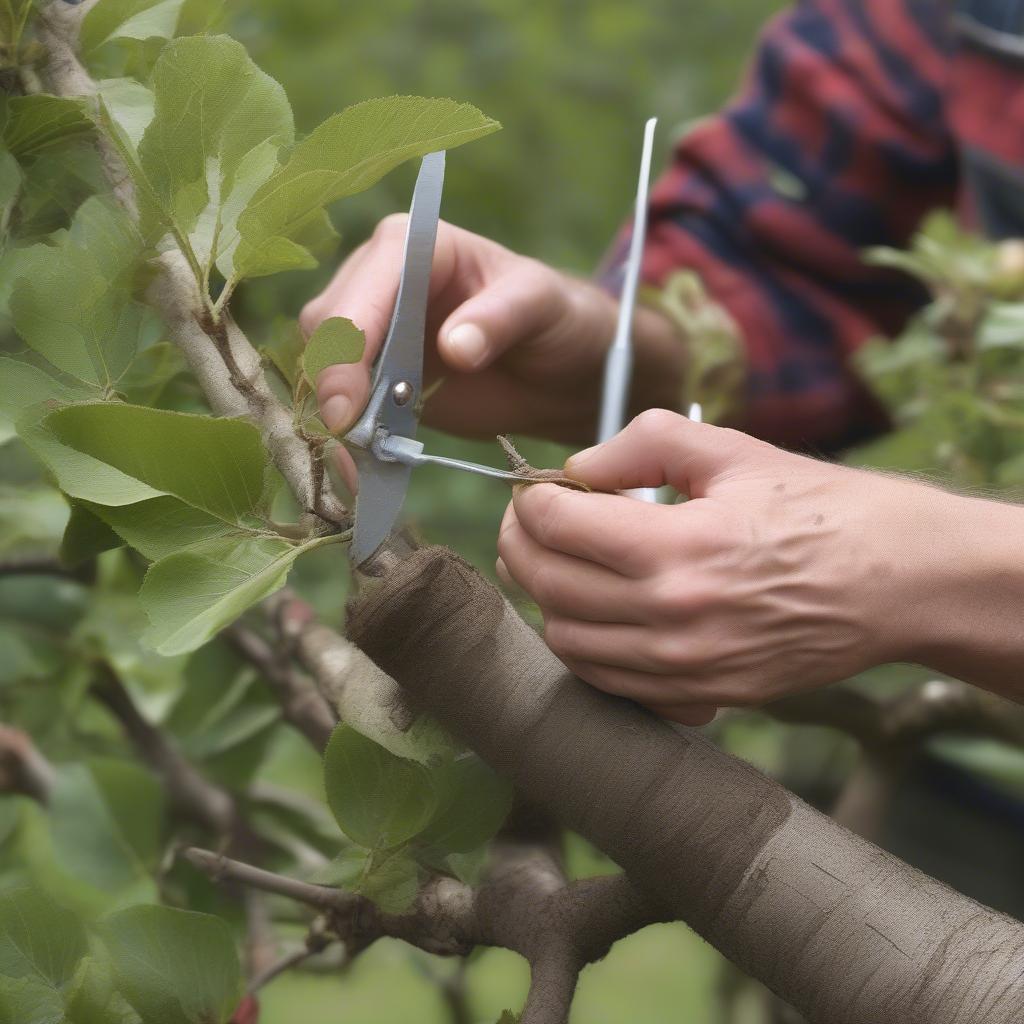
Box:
[437,263,571,372]
[565,409,756,498]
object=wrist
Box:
[895,487,1024,696]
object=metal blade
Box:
[350,151,446,566]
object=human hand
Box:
[496,409,954,725]
[302,218,685,457]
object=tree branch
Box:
[225,624,336,752]
[38,0,349,532]
[0,724,55,802]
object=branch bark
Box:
[225,624,336,752]
[346,546,1024,1024]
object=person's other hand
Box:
[496,409,950,725]
[302,219,685,463]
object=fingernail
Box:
[566,444,600,469]
[446,323,488,369]
[321,395,353,434]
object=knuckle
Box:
[299,300,325,337]
[648,576,699,619]
[527,564,558,607]
[629,408,684,444]
[542,617,572,656]
[650,633,692,672]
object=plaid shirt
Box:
[608,0,1024,452]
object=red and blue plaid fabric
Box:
[606,0,1024,451]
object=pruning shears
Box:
[346,122,663,567]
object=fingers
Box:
[565,408,763,498]
[303,215,461,434]
[437,259,569,372]
[509,483,686,577]
[645,703,719,727]
[496,515,644,624]
[543,616,687,675]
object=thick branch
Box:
[225,624,335,752]
[0,725,55,802]
[346,547,1024,1024]
[39,0,348,532]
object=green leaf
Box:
[10,197,146,387]
[416,753,512,858]
[95,79,155,150]
[48,763,158,905]
[496,1013,521,1024]
[302,317,365,386]
[234,95,500,280]
[0,96,93,158]
[43,404,267,522]
[61,501,124,567]
[323,724,438,849]
[65,957,141,1024]
[978,303,1024,352]
[136,35,293,274]
[101,905,242,1024]
[313,846,419,914]
[0,977,65,1024]
[88,496,237,561]
[0,888,87,990]
[0,358,93,445]
[81,0,186,53]
[140,535,317,655]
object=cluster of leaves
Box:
[0,888,241,1024]
[850,213,1024,491]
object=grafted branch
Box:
[346,546,1024,1024]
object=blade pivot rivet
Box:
[391,381,415,407]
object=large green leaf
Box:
[81,0,186,54]
[10,197,146,387]
[136,35,293,276]
[0,888,87,991]
[60,501,123,567]
[87,495,238,561]
[101,905,241,1024]
[140,534,317,655]
[0,977,64,1024]
[323,724,438,849]
[95,79,155,151]
[42,404,267,523]
[233,95,500,280]
[47,764,158,906]
[65,957,141,1024]
[0,96,92,158]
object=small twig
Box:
[225,624,336,752]
[0,725,56,802]
[247,922,334,995]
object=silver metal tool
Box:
[346,152,536,565]
[598,117,659,503]
[348,122,664,565]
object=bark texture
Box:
[347,546,1024,1024]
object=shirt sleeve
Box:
[602,0,959,452]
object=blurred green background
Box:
[230,0,787,1019]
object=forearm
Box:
[907,492,1024,700]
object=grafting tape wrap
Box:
[347,547,1024,1024]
